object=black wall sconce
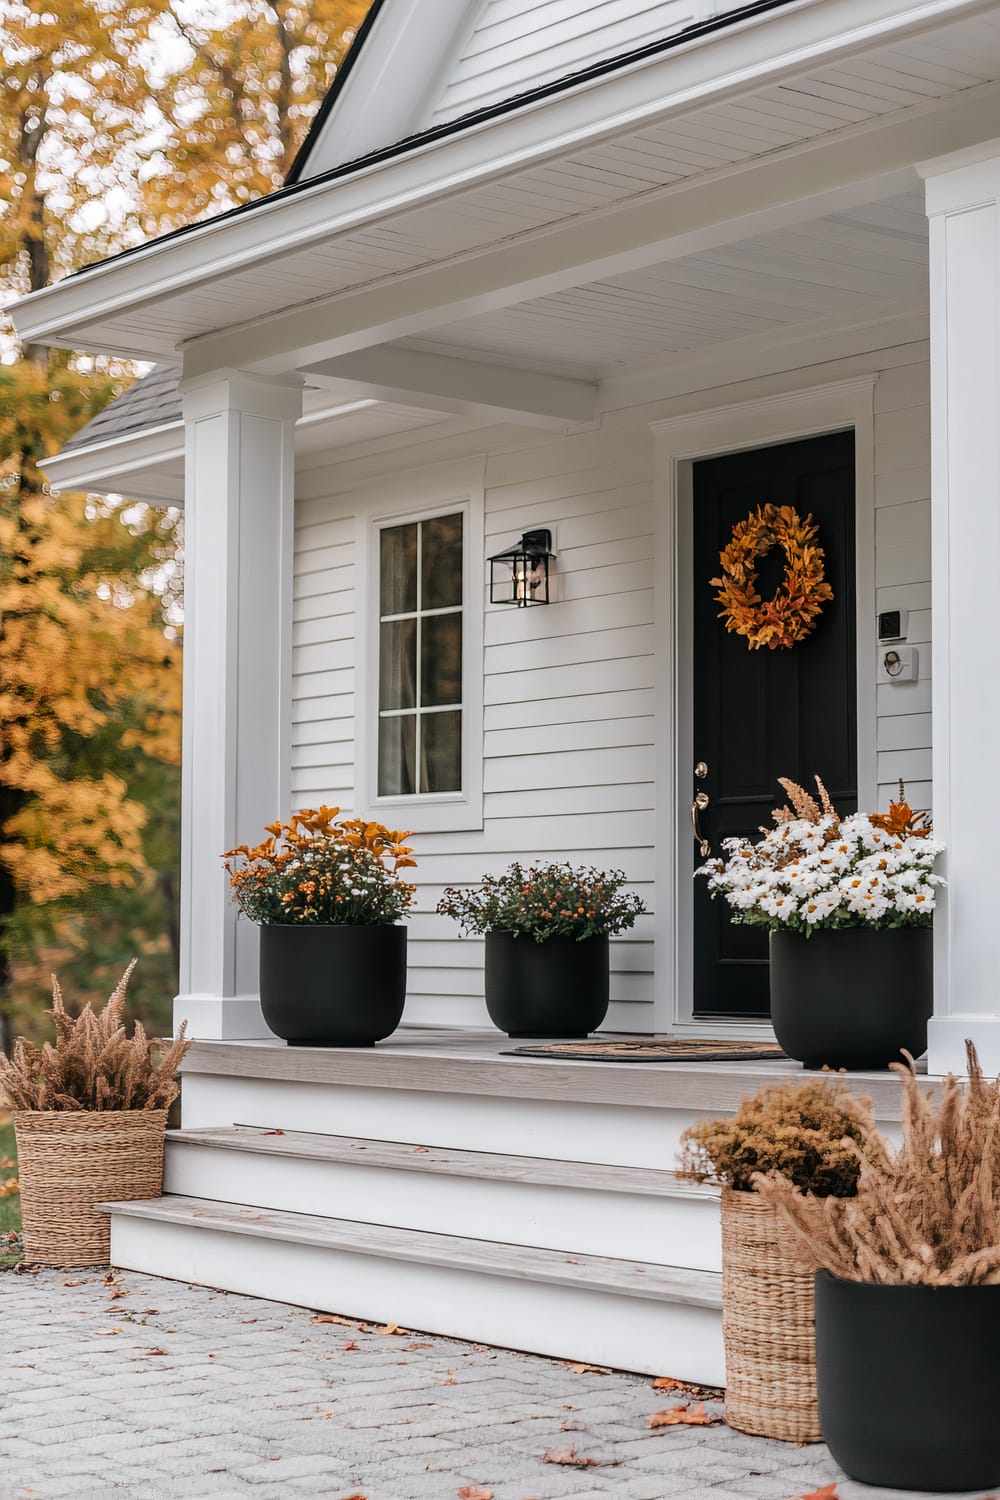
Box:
[489,528,554,607]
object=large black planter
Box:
[769,926,932,1070]
[484,931,609,1037]
[815,1271,1000,1491]
[258,923,406,1046]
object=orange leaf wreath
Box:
[711,502,834,651]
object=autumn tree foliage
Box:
[143,0,370,229]
[1,0,369,1041]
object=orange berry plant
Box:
[437,861,646,943]
[223,806,416,926]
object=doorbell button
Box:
[879,645,918,683]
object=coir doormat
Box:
[503,1038,787,1063]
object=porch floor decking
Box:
[180,1024,928,1118]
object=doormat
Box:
[503,1038,787,1063]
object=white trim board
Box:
[650,374,878,1034]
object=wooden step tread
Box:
[167,1125,719,1201]
[99,1195,722,1309]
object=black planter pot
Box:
[258,923,406,1046]
[769,926,932,1070]
[815,1270,1000,1491]
[484,931,609,1038]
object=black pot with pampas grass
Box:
[757,1045,1000,1491]
[0,962,190,1268]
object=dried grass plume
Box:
[756,1044,1000,1285]
[0,961,190,1112]
[771,774,839,828]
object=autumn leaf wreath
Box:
[711,502,834,651]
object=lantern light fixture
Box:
[489,528,554,607]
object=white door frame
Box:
[650,375,878,1036]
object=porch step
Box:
[164,1126,722,1268]
[100,1194,724,1383]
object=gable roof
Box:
[52,0,794,462]
[290,0,782,182]
[285,0,390,185]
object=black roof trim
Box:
[75,0,796,280]
[285,0,390,187]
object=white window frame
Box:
[355,461,485,834]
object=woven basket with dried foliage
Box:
[0,962,190,1267]
[679,1079,876,1444]
[755,1044,1000,1286]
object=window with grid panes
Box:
[377,512,463,796]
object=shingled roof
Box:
[60,363,181,453]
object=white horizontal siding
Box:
[290,515,355,806]
[291,343,934,1028]
[292,424,656,1028]
[430,0,736,126]
[872,356,932,812]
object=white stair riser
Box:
[110,1214,725,1384]
[181,1073,707,1165]
[164,1142,722,1270]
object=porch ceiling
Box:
[393,189,929,381]
[12,0,1000,371]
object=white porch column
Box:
[174,370,302,1040]
[922,143,1000,1074]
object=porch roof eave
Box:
[7,0,992,368]
[40,421,186,504]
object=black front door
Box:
[691,431,857,1019]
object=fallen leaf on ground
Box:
[141,1308,158,1315]
[457,1487,493,1499]
[261,1129,285,1136]
[341,1341,359,1351]
[652,1375,724,1399]
[310,1313,356,1327]
[338,1494,368,1499]
[144,1348,169,1357]
[377,1322,405,1335]
[61,1278,81,1288]
[443,1370,457,1385]
[0,1178,19,1196]
[0,1155,15,1168]
[559,1360,609,1374]
[647,1403,721,1429]
[406,1342,433,1350]
[541,1445,601,1468]
[794,1488,839,1500]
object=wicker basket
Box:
[721,1185,821,1443]
[14,1108,168,1267]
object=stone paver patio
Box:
[0,1269,985,1500]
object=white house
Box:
[13,0,1000,1380]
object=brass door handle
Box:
[691,791,710,858]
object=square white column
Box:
[922,142,1000,1074]
[174,370,302,1040]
